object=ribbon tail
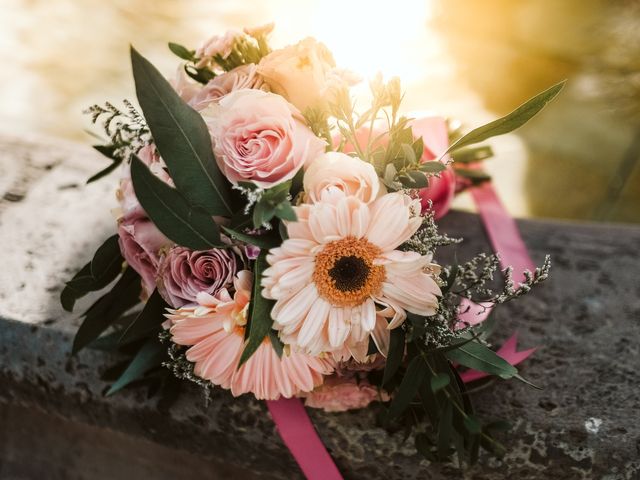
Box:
[266,398,343,480]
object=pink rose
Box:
[410,117,456,219]
[118,218,171,297]
[209,89,326,188]
[303,376,389,412]
[157,246,239,308]
[188,64,268,111]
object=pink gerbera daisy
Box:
[167,270,333,400]
[261,190,441,356]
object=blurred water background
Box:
[1,0,638,222]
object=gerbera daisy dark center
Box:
[329,255,370,292]
[313,236,385,307]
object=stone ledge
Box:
[1,135,639,479]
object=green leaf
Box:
[238,252,275,366]
[90,235,124,286]
[168,42,195,61]
[437,402,454,460]
[184,65,216,84]
[106,337,166,395]
[418,161,446,174]
[445,341,518,379]
[130,155,223,250]
[274,201,297,222]
[398,171,429,188]
[269,330,284,358]
[119,289,168,343]
[455,168,492,183]
[430,373,450,392]
[61,236,124,311]
[386,355,427,421]
[464,415,482,435]
[444,80,566,155]
[221,226,280,250]
[60,262,92,312]
[72,267,141,354]
[451,145,494,164]
[86,160,122,184]
[252,200,276,229]
[401,143,417,164]
[131,47,232,216]
[382,327,405,386]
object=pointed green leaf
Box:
[131,46,232,216]
[444,80,565,155]
[90,234,124,284]
[269,331,284,358]
[60,262,92,312]
[437,402,453,460]
[274,201,297,222]
[238,252,275,366]
[430,373,450,392]
[418,161,446,173]
[450,145,494,164]
[221,226,280,250]
[445,340,518,379]
[119,289,168,343]
[168,42,195,61]
[382,327,405,386]
[386,355,427,421]
[107,337,166,395]
[72,267,141,354]
[130,154,223,250]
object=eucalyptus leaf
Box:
[418,161,446,174]
[444,80,566,156]
[119,289,168,343]
[221,226,281,250]
[107,337,166,396]
[386,355,427,421]
[437,402,453,460]
[72,267,141,354]
[238,252,275,366]
[430,373,451,392]
[274,201,297,222]
[130,154,223,250]
[451,145,494,164]
[445,341,518,380]
[382,327,405,386]
[131,47,232,216]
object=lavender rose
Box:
[157,246,239,308]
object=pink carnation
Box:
[209,89,326,188]
[303,376,389,412]
[157,246,239,308]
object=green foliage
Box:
[238,252,276,366]
[72,267,141,354]
[60,235,124,312]
[168,42,195,61]
[131,47,232,216]
[130,155,223,250]
[444,80,566,156]
[107,336,167,396]
[119,289,168,344]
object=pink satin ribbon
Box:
[266,159,537,480]
[266,398,343,480]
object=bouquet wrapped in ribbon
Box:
[62,24,561,470]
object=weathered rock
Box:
[0,135,639,479]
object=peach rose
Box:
[257,37,337,112]
[195,30,240,67]
[208,89,326,188]
[303,151,382,204]
[188,64,268,111]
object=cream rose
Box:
[304,152,382,204]
[208,89,326,188]
[257,37,337,112]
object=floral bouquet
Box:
[62,24,561,470]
